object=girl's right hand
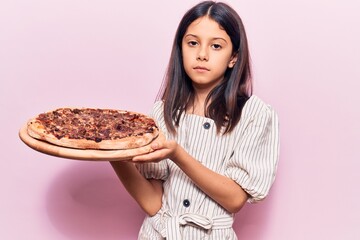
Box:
[132,133,179,163]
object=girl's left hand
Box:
[132,133,178,163]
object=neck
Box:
[188,88,211,116]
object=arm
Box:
[132,140,248,213]
[110,161,163,216]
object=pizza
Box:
[26,107,159,150]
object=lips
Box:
[193,66,209,72]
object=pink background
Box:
[1,0,359,239]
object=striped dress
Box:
[136,95,280,240]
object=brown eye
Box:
[212,44,222,50]
[188,41,198,47]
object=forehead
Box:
[185,16,229,39]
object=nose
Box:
[197,46,208,61]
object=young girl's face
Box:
[182,16,237,92]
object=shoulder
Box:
[152,100,164,110]
[150,101,167,132]
[242,95,277,119]
[150,101,164,118]
[235,95,279,133]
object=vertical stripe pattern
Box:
[136,95,280,239]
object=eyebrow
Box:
[183,34,228,43]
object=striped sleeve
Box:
[224,97,280,203]
[136,101,169,181]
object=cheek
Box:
[182,57,190,76]
[221,54,234,68]
[182,52,192,71]
[214,55,232,69]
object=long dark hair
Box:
[158,1,252,135]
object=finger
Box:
[151,142,159,150]
[132,149,166,162]
[150,133,169,150]
[151,138,166,150]
[132,153,158,162]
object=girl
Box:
[111,1,280,239]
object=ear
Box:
[228,55,238,68]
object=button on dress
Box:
[182,199,190,208]
[137,95,280,240]
[203,122,211,129]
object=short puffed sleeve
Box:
[136,101,169,181]
[224,96,280,203]
[136,161,169,180]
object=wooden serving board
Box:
[18,124,161,161]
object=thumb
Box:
[151,142,160,150]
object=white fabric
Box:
[164,211,233,239]
[137,95,280,239]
